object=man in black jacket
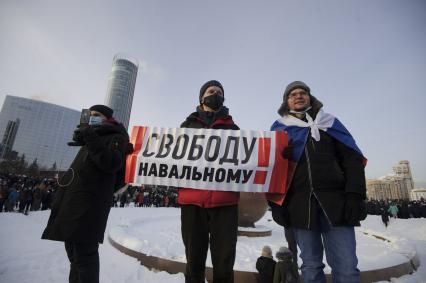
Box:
[42,105,132,283]
[269,81,367,283]
[179,80,240,283]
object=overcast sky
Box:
[1,0,425,185]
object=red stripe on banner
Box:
[125,126,147,184]
[258,137,271,167]
[267,131,288,196]
[254,170,267,185]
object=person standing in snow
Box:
[178,80,240,283]
[41,105,133,283]
[381,208,389,227]
[273,246,299,283]
[256,245,276,283]
[268,81,367,283]
[388,202,399,219]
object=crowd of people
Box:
[366,199,426,219]
[113,185,179,208]
[0,173,179,215]
[3,172,424,220]
[0,173,57,214]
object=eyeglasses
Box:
[288,90,308,99]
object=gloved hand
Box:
[78,126,98,143]
[72,126,84,144]
[268,200,290,227]
[281,145,293,160]
[344,193,367,225]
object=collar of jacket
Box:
[94,123,128,138]
[194,115,235,128]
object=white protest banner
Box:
[125,126,288,194]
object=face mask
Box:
[203,94,224,111]
[88,116,104,126]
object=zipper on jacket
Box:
[310,138,316,152]
[304,142,333,228]
[304,146,314,229]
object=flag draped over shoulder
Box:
[268,109,367,204]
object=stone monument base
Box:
[237,225,272,237]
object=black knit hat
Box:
[89,104,113,119]
[199,80,224,103]
[278,81,314,116]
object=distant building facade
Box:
[104,54,139,130]
[392,160,415,194]
[367,160,414,201]
[0,95,80,170]
[411,188,426,201]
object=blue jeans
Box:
[293,209,360,283]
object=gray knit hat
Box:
[277,81,322,116]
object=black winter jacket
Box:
[270,111,366,230]
[42,123,131,243]
[256,256,276,283]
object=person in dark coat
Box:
[41,105,132,283]
[273,246,299,283]
[381,208,389,227]
[256,245,276,283]
[179,80,240,283]
[268,81,367,283]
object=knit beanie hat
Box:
[89,105,114,119]
[277,81,310,116]
[199,80,224,103]
[284,81,310,99]
[277,81,323,116]
[261,245,273,258]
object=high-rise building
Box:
[0,95,80,170]
[0,118,20,159]
[104,54,139,130]
[393,160,415,195]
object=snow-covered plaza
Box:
[1,207,425,283]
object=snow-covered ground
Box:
[0,207,425,283]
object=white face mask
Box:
[88,116,104,126]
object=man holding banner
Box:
[125,82,288,281]
[269,81,367,283]
[179,80,240,283]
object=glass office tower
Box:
[0,95,80,170]
[105,54,139,130]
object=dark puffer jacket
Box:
[256,256,276,283]
[178,107,240,208]
[42,123,132,243]
[270,109,366,229]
